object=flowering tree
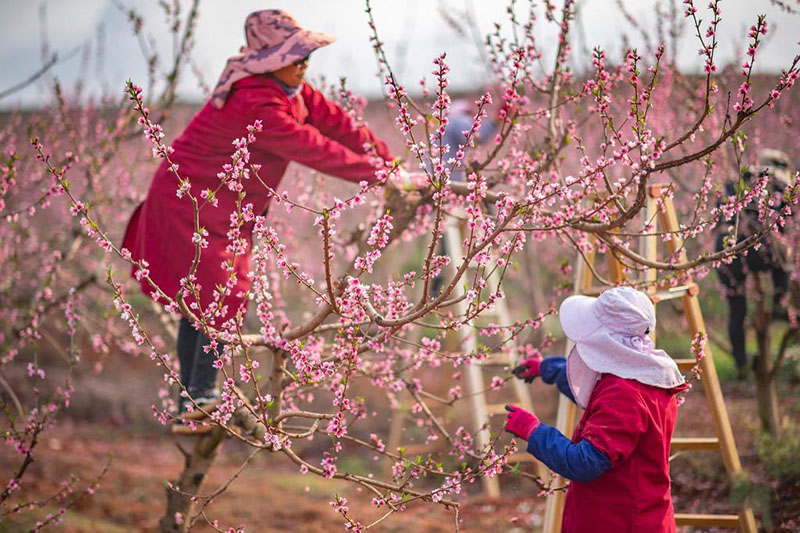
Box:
[2,0,799,531]
[0,2,202,529]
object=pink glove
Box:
[504,405,540,440]
[511,357,542,383]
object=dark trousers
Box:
[177,317,219,396]
[715,233,789,370]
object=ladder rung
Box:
[507,452,537,463]
[671,437,719,451]
[581,286,606,296]
[675,358,698,371]
[674,513,741,527]
[650,283,698,303]
[573,283,698,302]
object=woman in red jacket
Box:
[506,287,688,532]
[123,10,392,413]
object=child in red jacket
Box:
[505,286,687,532]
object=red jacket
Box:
[561,375,687,533]
[122,75,390,323]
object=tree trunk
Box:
[752,273,781,438]
[160,428,226,532]
[159,348,287,532]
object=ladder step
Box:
[576,283,698,302]
[674,513,741,527]
[650,283,698,303]
[581,286,606,296]
[507,452,537,463]
[670,437,719,451]
[675,358,698,371]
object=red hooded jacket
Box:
[561,374,688,533]
[122,75,390,322]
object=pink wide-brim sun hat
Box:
[211,10,336,108]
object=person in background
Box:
[123,10,393,416]
[434,98,497,183]
[507,287,687,533]
[429,98,497,295]
[715,149,794,378]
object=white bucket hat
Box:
[560,286,685,407]
[565,345,600,408]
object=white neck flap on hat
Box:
[577,328,685,389]
[566,346,600,409]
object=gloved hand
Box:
[511,356,542,383]
[504,404,540,440]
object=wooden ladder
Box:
[542,185,757,532]
[442,214,543,498]
[386,212,539,498]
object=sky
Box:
[0,0,798,109]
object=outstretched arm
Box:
[539,357,575,403]
[302,84,391,161]
[505,404,610,482]
[513,356,575,403]
[252,103,381,184]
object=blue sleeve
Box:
[442,113,474,156]
[476,118,497,144]
[540,357,575,403]
[527,423,612,482]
